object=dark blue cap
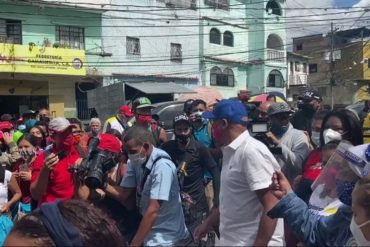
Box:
[202,99,248,125]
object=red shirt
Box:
[31,146,81,207]
[302,148,322,181]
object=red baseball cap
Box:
[98,133,122,154]
[0,121,13,131]
[119,105,133,118]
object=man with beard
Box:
[291,90,322,132]
[266,103,311,183]
[160,114,220,244]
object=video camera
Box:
[68,138,118,189]
[250,120,282,155]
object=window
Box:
[295,62,300,72]
[223,31,233,47]
[56,25,84,49]
[290,62,293,72]
[223,68,234,86]
[210,66,222,85]
[268,70,284,87]
[209,28,221,45]
[309,64,318,73]
[158,0,197,9]
[0,19,22,44]
[210,66,234,87]
[210,28,221,44]
[126,37,141,55]
[204,0,229,10]
[266,0,282,16]
[170,43,182,62]
[303,63,307,73]
[296,43,303,51]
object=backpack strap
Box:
[0,166,5,183]
[140,155,172,190]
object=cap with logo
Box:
[299,90,322,102]
[202,99,248,125]
[173,114,191,126]
[133,97,154,110]
[267,102,294,116]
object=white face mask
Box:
[350,217,370,246]
[128,146,147,166]
[323,128,342,144]
[311,131,321,147]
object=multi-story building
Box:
[286,52,310,102]
[247,0,287,96]
[0,0,105,118]
[292,27,370,107]
[98,0,287,100]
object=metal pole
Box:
[330,22,335,109]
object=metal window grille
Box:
[126,37,141,55]
[204,0,229,10]
[56,25,85,49]
[0,19,22,44]
[170,43,182,62]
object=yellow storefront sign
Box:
[0,43,86,76]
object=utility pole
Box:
[330,22,335,109]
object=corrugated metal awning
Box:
[126,82,193,94]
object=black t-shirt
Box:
[291,109,315,132]
[160,139,217,209]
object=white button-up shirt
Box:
[220,130,285,246]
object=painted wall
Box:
[247,0,287,95]
[0,2,103,74]
[198,0,249,97]
[101,0,200,83]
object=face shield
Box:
[311,141,361,207]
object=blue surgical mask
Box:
[335,180,356,206]
[270,123,289,136]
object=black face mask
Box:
[175,134,191,145]
[302,104,315,114]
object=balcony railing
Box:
[266,49,285,63]
[288,74,308,86]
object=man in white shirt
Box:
[194,99,284,246]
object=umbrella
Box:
[177,86,223,107]
[248,93,286,103]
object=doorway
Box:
[0,96,48,119]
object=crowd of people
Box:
[0,91,368,246]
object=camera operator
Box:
[73,133,141,243]
[30,117,82,207]
[265,103,311,183]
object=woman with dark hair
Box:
[29,126,47,150]
[320,109,363,146]
[13,133,40,215]
[4,199,126,246]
